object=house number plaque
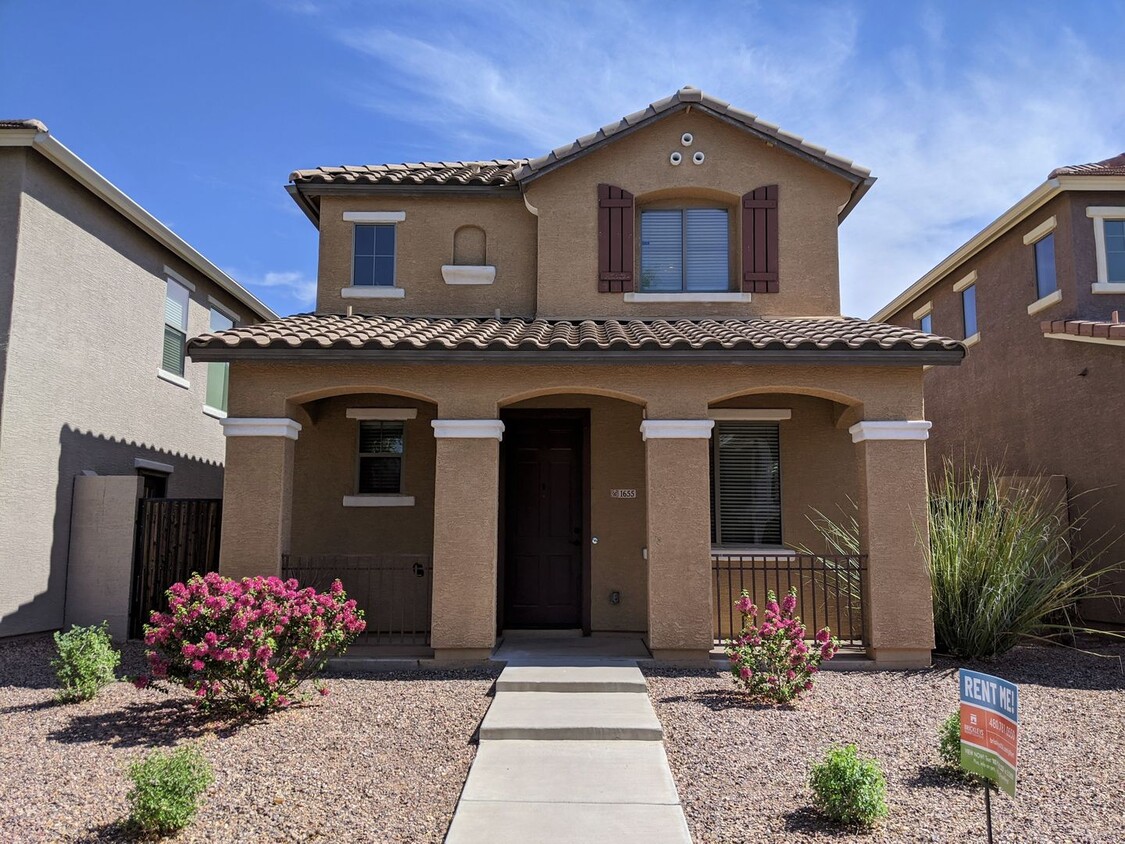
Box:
[610,489,637,499]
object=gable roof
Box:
[1049,152,1125,178]
[0,120,276,320]
[291,159,526,188]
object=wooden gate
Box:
[129,498,222,638]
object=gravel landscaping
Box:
[645,643,1125,843]
[0,636,499,843]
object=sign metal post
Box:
[959,669,1019,843]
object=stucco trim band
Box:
[342,211,406,223]
[340,286,406,299]
[710,409,792,421]
[1022,215,1057,245]
[157,369,190,389]
[220,418,303,440]
[441,265,496,285]
[623,292,752,303]
[848,420,932,443]
[346,408,418,420]
[1027,288,1063,315]
[640,420,715,440]
[952,271,978,293]
[134,458,175,474]
[432,419,505,440]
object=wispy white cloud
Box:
[228,268,317,313]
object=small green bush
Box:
[808,744,888,828]
[938,711,982,781]
[51,622,120,702]
[127,746,214,835]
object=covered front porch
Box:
[214,360,938,668]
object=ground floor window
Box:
[710,422,782,546]
[357,420,404,494]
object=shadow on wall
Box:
[0,425,223,638]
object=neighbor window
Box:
[1033,233,1057,299]
[919,312,932,334]
[162,278,190,376]
[1104,219,1125,283]
[961,284,978,339]
[357,421,404,494]
[353,224,396,287]
[640,208,729,292]
[205,308,234,413]
[710,422,781,546]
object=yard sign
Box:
[959,669,1018,796]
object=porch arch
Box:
[498,384,647,408]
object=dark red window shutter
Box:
[742,185,779,293]
[597,184,634,293]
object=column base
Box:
[431,647,495,664]
[649,648,713,664]
[866,647,933,670]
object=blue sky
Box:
[2,0,1123,318]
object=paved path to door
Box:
[445,639,691,843]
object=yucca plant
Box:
[927,458,1121,658]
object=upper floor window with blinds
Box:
[162,278,190,377]
[640,208,729,292]
[710,422,782,546]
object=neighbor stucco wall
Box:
[0,152,255,636]
[0,148,26,439]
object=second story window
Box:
[640,208,729,292]
[162,278,190,377]
[1033,233,1057,299]
[1104,219,1125,282]
[353,224,396,287]
[914,301,933,334]
[205,308,234,415]
[961,284,977,339]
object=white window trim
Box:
[1086,206,1125,291]
[220,417,302,439]
[431,419,505,439]
[164,266,196,292]
[341,286,405,299]
[640,419,715,440]
[849,420,932,443]
[952,271,977,293]
[1022,216,1057,246]
[1027,288,1063,315]
[624,292,751,303]
[203,405,228,419]
[342,211,406,223]
[134,458,174,474]
[347,407,418,420]
[963,332,981,347]
[207,296,240,324]
[342,495,416,508]
[157,368,190,389]
[912,301,933,320]
[710,409,792,421]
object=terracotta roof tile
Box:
[290,159,526,187]
[189,313,962,358]
[1041,317,1125,341]
[1049,153,1125,178]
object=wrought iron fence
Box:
[281,554,432,646]
[711,552,867,646]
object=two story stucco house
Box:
[189,88,964,667]
[0,120,275,637]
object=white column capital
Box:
[220,417,302,440]
[431,419,505,440]
[849,420,931,443]
[640,419,715,441]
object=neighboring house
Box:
[188,87,964,667]
[0,120,275,637]
[875,153,1125,623]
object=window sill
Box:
[342,495,415,508]
[441,265,495,285]
[963,332,981,348]
[341,286,405,299]
[1027,289,1062,315]
[203,405,228,419]
[157,369,190,389]
[1091,282,1125,294]
[623,292,752,303]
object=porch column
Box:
[851,420,934,668]
[641,419,715,662]
[218,418,300,580]
[430,419,504,661]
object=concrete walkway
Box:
[445,641,691,843]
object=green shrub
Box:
[937,711,982,781]
[51,622,120,703]
[127,746,214,834]
[808,744,888,828]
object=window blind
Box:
[684,209,729,291]
[640,210,683,291]
[358,421,404,494]
[712,422,782,545]
[640,209,729,292]
[162,280,190,376]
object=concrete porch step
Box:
[495,665,648,693]
[445,801,691,844]
[478,691,663,741]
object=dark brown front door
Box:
[502,415,583,628]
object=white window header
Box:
[1022,216,1057,246]
[431,419,505,440]
[343,211,406,223]
[640,419,715,440]
[953,270,978,293]
[912,301,933,320]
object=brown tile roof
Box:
[290,159,526,187]
[1049,153,1125,178]
[1041,318,1125,340]
[188,313,962,361]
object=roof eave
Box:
[286,183,321,227]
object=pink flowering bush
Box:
[724,587,838,703]
[136,572,365,713]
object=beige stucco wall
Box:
[315,194,537,316]
[0,150,255,636]
[524,110,853,318]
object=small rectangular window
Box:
[919,313,933,334]
[1034,233,1057,299]
[206,309,234,412]
[353,224,396,287]
[710,422,782,546]
[162,279,190,376]
[1105,219,1125,282]
[640,208,729,292]
[357,421,404,494]
[961,285,977,338]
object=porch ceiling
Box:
[187,313,965,365]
